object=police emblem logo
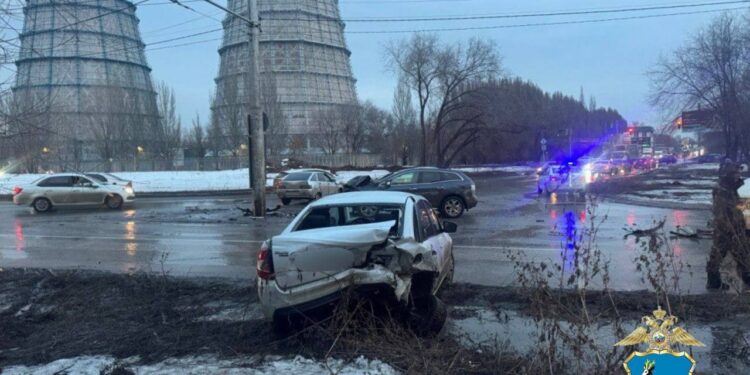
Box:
[615,306,704,375]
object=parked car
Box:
[632,157,657,171]
[591,160,616,177]
[85,172,133,188]
[660,154,679,164]
[273,168,338,191]
[695,154,722,163]
[537,162,588,195]
[276,171,342,205]
[343,167,477,219]
[257,191,456,333]
[12,173,135,213]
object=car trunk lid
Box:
[271,220,396,290]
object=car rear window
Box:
[285,172,311,181]
[441,172,462,181]
[295,204,403,231]
[420,171,442,183]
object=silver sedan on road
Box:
[276,171,342,205]
[12,173,135,213]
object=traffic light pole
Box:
[247,0,266,216]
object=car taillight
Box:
[12,186,22,195]
[256,241,274,280]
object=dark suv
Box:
[344,167,478,218]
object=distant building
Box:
[213,0,358,151]
[12,0,159,163]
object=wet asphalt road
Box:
[0,174,713,292]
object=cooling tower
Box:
[12,0,159,162]
[213,0,358,150]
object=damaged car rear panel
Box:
[256,192,455,327]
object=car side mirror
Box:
[380,181,391,188]
[442,221,458,233]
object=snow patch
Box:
[2,355,399,375]
[2,355,116,375]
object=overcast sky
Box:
[130,1,747,128]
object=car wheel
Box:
[32,198,52,213]
[272,315,293,337]
[281,198,291,205]
[315,192,322,200]
[105,194,123,209]
[410,295,447,337]
[440,196,465,218]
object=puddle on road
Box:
[448,306,750,373]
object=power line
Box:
[346,6,748,34]
[340,0,750,22]
[5,0,151,43]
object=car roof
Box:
[42,173,86,178]
[283,168,332,174]
[310,191,420,206]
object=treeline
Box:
[650,13,750,160]
[461,79,625,164]
[385,33,626,167]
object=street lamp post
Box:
[134,146,144,171]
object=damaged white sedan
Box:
[256,191,456,333]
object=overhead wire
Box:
[339,0,750,22]
[345,6,748,33]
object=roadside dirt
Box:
[2,268,749,374]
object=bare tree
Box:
[207,92,225,170]
[216,79,245,157]
[340,104,365,154]
[391,76,419,164]
[357,100,393,154]
[650,13,750,159]
[153,81,182,169]
[262,75,288,158]
[312,106,344,155]
[386,34,439,165]
[387,34,502,166]
[185,112,206,169]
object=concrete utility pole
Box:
[247,0,266,216]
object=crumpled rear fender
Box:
[392,238,440,273]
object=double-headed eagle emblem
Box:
[615,306,704,351]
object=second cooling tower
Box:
[213,0,358,149]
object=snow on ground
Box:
[0,166,532,195]
[0,169,393,194]
[2,355,399,375]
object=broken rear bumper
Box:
[257,265,408,320]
